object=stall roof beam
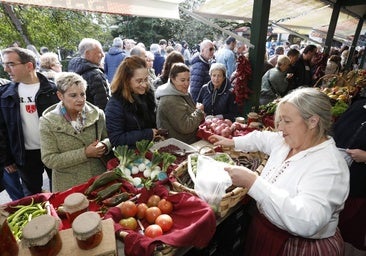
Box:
[0,0,183,19]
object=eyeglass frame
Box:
[1,62,25,68]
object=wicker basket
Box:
[314,74,354,104]
[171,151,268,218]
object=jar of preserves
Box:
[63,192,89,224]
[21,215,62,256]
[0,218,19,256]
[247,112,259,125]
[72,211,103,250]
[235,116,245,124]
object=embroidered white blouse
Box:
[233,130,350,239]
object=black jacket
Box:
[105,89,156,148]
[0,72,59,167]
[68,57,110,110]
[333,97,366,197]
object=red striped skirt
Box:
[244,211,345,256]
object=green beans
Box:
[7,200,48,241]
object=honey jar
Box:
[63,192,89,224]
[72,211,103,250]
[21,215,62,256]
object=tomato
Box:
[120,200,138,218]
[145,206,161,224]
[147,195,161,207]
[119,217,137,230]
[155,214,173,232]
[136,203,148,219]
[144,224,163,238]
[157,199,173,214]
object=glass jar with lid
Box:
[63,192,89,224]
[72,211,103,250]
[21,214,62,256]
[247,112,259,125]
[0,218,19,255]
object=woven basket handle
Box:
[198,145,216,155]
[313,74,349,88]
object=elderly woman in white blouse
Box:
[209,87,349,255]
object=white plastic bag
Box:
[338,148,353,166]
[194,155,232,209]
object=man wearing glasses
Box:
[0,47,59,196]
[189,39,215,102]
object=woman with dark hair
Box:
[105,56,159,148]
[155,63,205,144]
[153,51,184,88]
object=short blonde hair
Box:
[276,55,290,68]
[40,52,59,70]
[56,72,87,94]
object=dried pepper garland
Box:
[231,55,253,106]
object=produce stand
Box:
[0,138,266,256]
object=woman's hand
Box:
[196,102,204,112]
[346,148,366,163]
[85,140,107,158]
[224,165,257,189]
[208,134,235,148]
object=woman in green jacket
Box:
[155,63,205,144]
[40,72,111,192]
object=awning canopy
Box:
[194,0,366,43]
[0,0,183,19]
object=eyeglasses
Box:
[134,78,149,85]
[209,47,215,52]
[2,62,24,68]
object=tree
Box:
[0,4,113,58]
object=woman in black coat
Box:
[105,56,159,148]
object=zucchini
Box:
[96,183,123,202]
[85,171,120,195]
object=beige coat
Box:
[40,102,111,192]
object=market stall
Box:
[0,134,267,256]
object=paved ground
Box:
[0,171,50,205]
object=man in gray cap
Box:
[104,37,126,83]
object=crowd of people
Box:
[0,36,365,255]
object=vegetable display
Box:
[198,117,256,139]
[6,199,48,241]
[112,140,176,189]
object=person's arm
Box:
[346,148,366,163]
[159,97,204,134]
[248,149,349,238]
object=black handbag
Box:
[94,122,115,167]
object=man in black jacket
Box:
[291,44,317,88]
[68,38,110,110]
[0,47,59,195]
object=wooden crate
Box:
[19,218,116,256]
